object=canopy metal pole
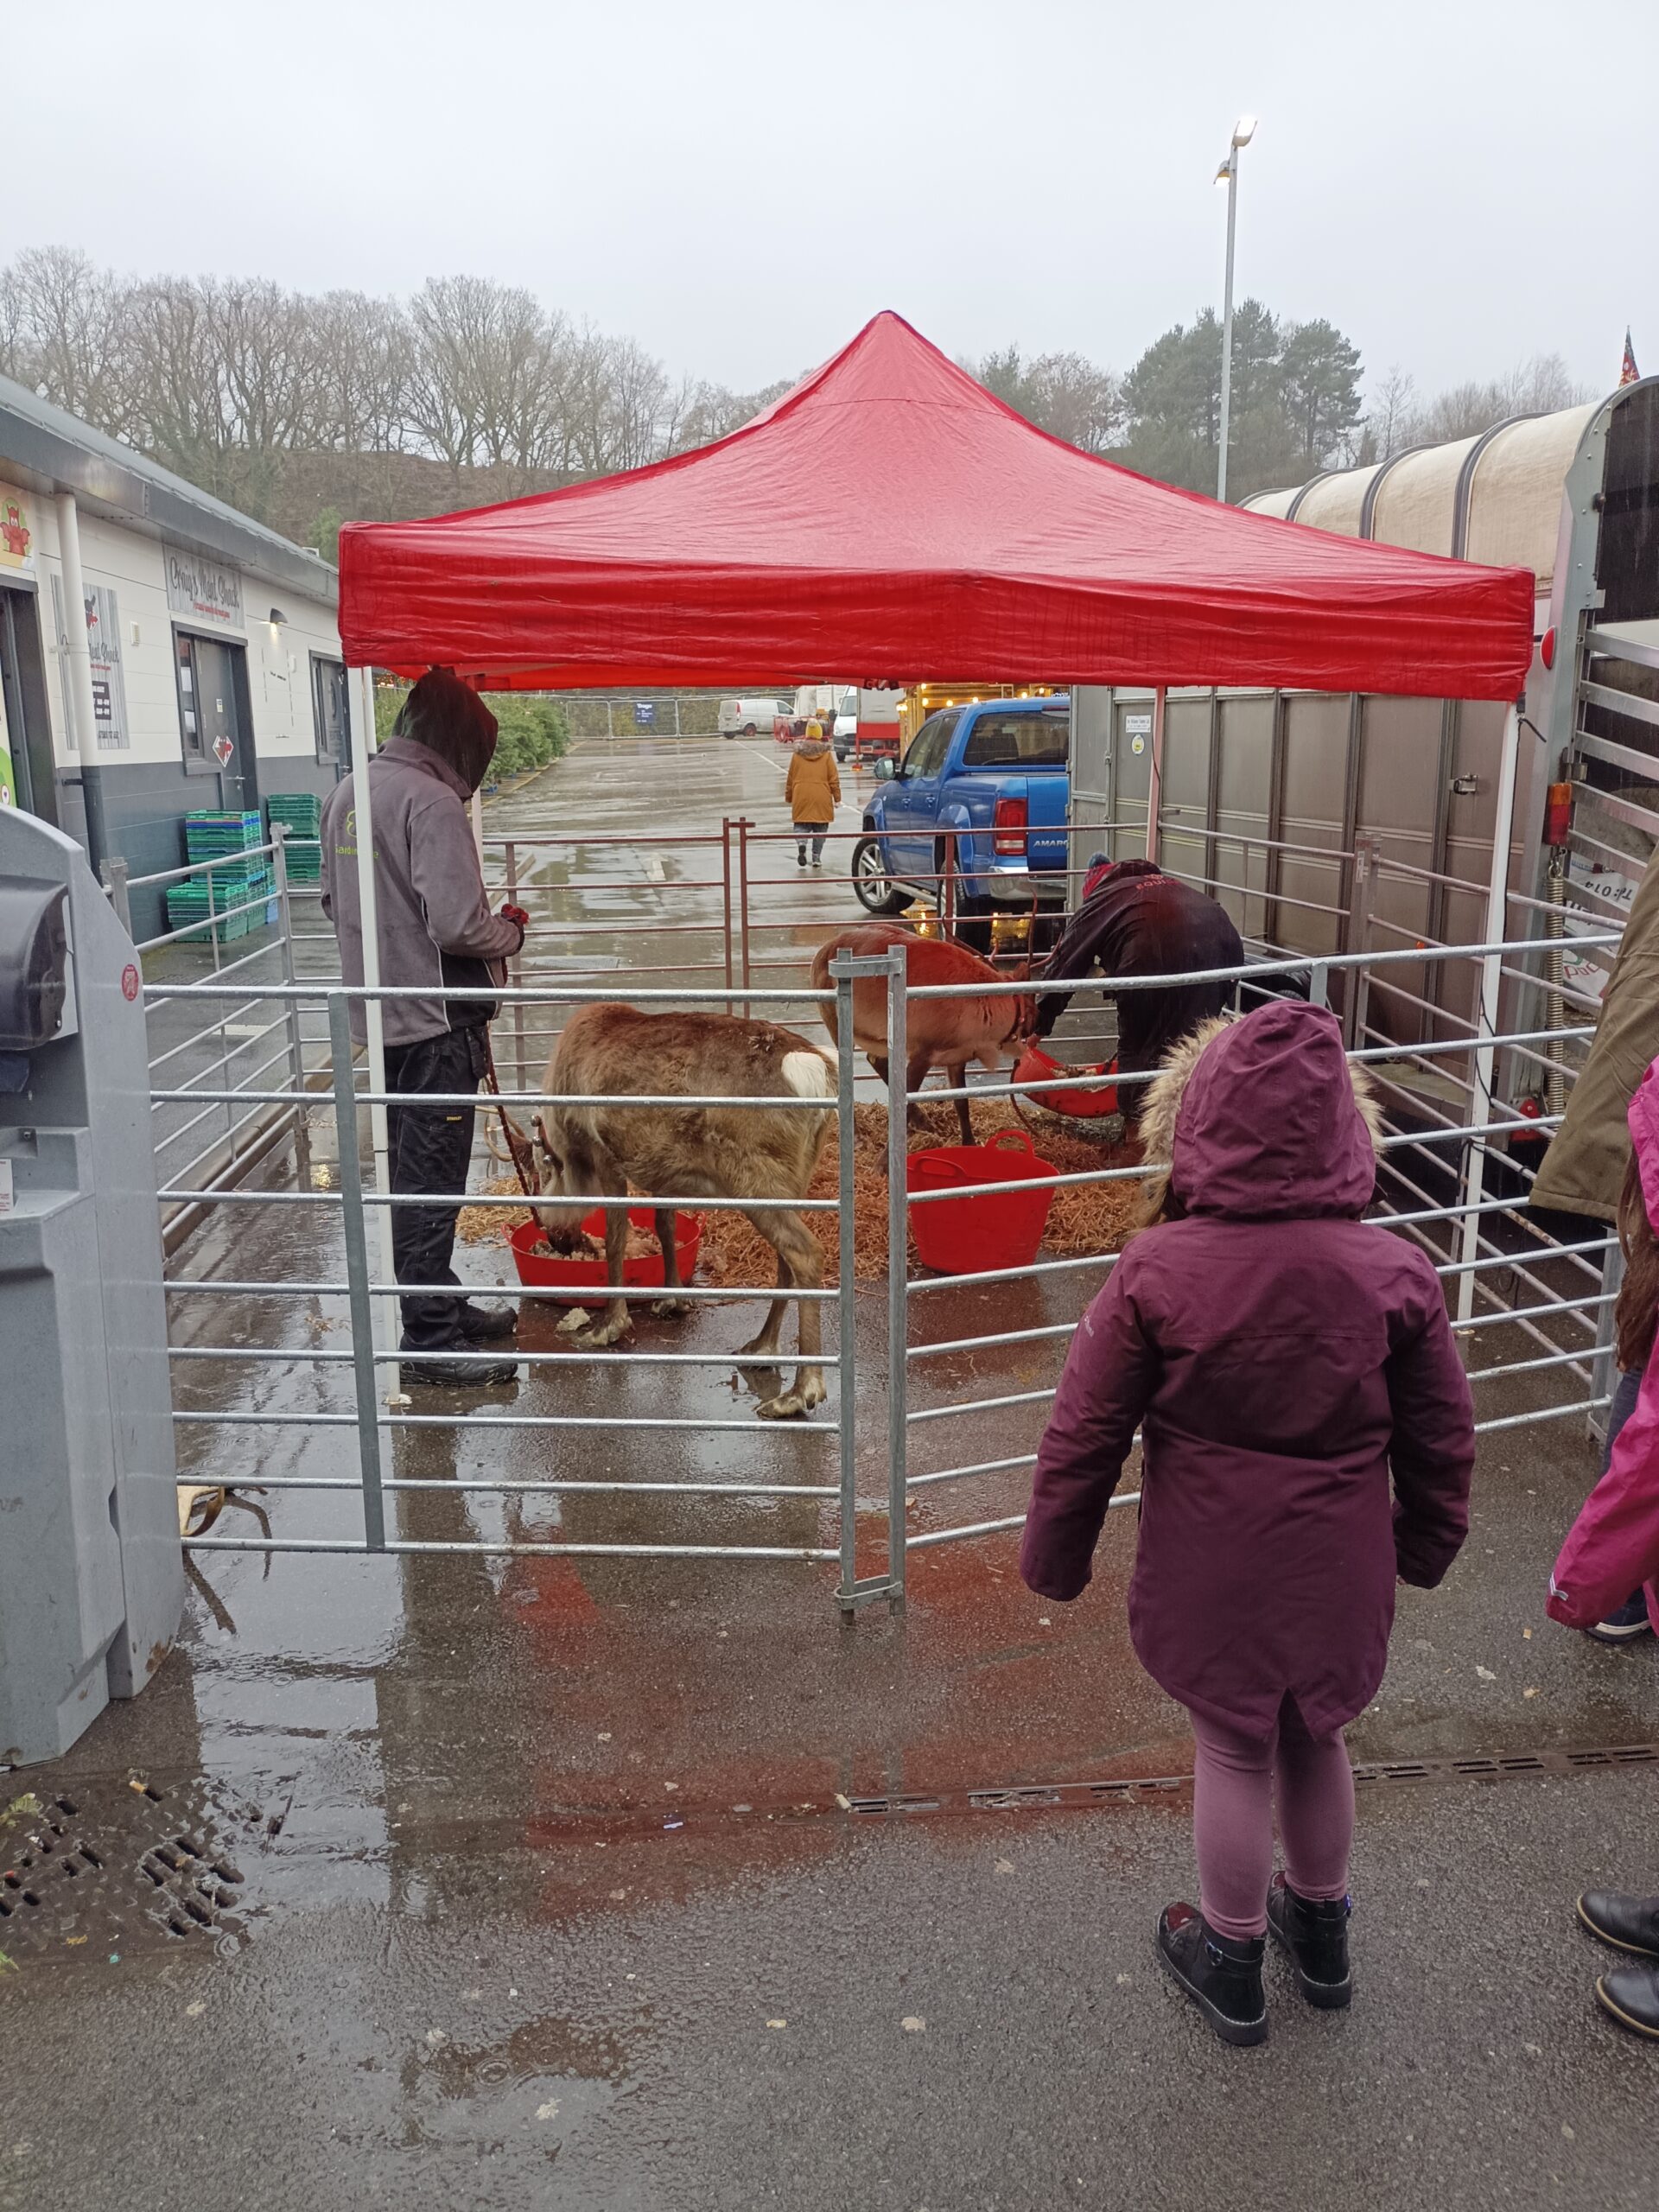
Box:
[347,665,403,1400]
[1456,702,1522,1324]
[1144,684,1167,861]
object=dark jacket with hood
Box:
[1020,998,1475,1738]
[1033,858,1243,1071]
[321,734,523,1047]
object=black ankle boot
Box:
[1156,1902,1268,2046]
[1267,1872,1352,2008]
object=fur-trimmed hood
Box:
[1138,1000,1383,1222]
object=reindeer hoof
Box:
[755,1376,828,1422]
[573,1318,632,1351]
[652,1295,693,1319]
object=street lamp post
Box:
[1215,114,1256,504]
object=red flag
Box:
[1620,328,1640,386]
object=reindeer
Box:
[531,1004,836,1420]
[810,924,1035,1147]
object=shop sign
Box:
[0,488,33,573]
[51,576,131,753]
[165,543,244,627]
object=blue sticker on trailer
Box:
[633,702,656,728]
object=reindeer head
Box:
[528,1114,591,1242]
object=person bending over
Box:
[1033,857,1243,1125]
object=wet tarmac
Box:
[4,734,1654,2206]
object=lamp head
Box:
[1231,114,1257,146]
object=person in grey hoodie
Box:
[321,670,528,1386]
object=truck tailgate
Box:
[1026,773,1069,874]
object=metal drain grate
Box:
[0,1775,273,1962]
[847,1743,1659,1820]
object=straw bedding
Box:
[456,1095,1141,1287]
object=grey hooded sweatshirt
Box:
[320,734,523,1046]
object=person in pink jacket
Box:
[1546,1056,1659,2041]
[1021,1001,1475,2046]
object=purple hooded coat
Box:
[1020,1000,1476,1739]
[1546,1055,1659,1635]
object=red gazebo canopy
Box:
[338,311,1533,701]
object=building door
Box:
[0,587,56,823]
[176,631,258,814]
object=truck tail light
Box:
[1543,781,1573,847]
[993,797,1028,855]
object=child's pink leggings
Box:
[1188,1694,1355,1942]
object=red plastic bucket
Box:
[1012,1041,1118,1117]
[905,1128,1056,1274]
[508,1207,702,1303]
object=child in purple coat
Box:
[1020,999,1475,2045]
[1547,1056,1659,2040]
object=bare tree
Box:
[1366,365,1418,459]
[1386,353,1596,450]
[308,291,412,455]
[5,245,130,431]
[669,377,794,452]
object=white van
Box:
[719,697,792,740]
[834,687,902,761]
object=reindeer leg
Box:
[652,1205,692,1318]
[736,1249,791,1367]
[751,1208,828,1421]
[904,1052,931,1137]
[948,1058,975,1147]
[573,1204,632,1347]
[867,1055,893,1175]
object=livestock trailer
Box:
[1069,375,1659,1112]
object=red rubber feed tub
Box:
[906,1128,1056,1274]
[509,1208,702,1303]
[1012,1042,1119,1117]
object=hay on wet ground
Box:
[458,1095,1142,1288]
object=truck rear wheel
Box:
[852,837,908,913]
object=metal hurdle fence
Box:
[124,753,1630,1612]
[143,922,1620,1611]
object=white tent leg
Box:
[1456,702,1522,1325]
[1144,684,1167,862]
[347,665,404,1402]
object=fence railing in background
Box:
[146,920,1618,1607]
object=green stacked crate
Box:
[165,870,274,945]
[266,792,322,883]
[171,810,272,944]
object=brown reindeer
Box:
[531,1004,836,1420]
[810,924,1035,1146]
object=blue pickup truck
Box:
[851,695,1071,941]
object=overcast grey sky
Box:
[10,0,1654,402]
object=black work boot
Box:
[457,1300,519,1342]
[1156,1902,1268,2047]
[1577,1891,1659,1957]
[400,1341,518,1388]
[1267,1872,1353,2008]
[1594,1963,1659,2040]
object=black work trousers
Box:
[385,1026,487,1350]
[1114,980,1231,1126]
